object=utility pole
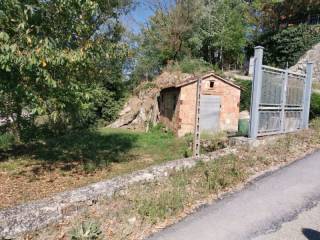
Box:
[193,78,202,158]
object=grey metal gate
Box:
[249,46,314,139]
[199,95,221,133]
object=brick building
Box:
[158,72,241,137]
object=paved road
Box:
[149,151,320,240]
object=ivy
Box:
[257,25,320,68]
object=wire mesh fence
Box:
[249,47,313,138]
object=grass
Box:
[0,126,190,208]
[29,119,320,240]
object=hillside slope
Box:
[290,42,320,81]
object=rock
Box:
[290,42,320,82]
[128,217,136,225]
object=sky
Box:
[122,2,154,33]
[122,0,173,33]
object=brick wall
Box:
[159,75,241,137]
[202,76,240,132]
[177,82,197,136]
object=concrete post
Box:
[249,46,264,139]
[280,70,288,133]
[193,78,202,158]
[302,62,314,129]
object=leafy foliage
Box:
[310,92,320,119]
[247,0,320,32]
[0,0,132,139]
[255,25,320,68]
[234,79,252,111]
[131,0,247,84]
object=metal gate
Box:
[199,95,221,133]
[249,46,314,139]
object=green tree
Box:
[132,0,202,83]
[131,0,247,85]
[194,0,247,68]
[0,0,132,140]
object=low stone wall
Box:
[0,148,236,238]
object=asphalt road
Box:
[148,150,320,240]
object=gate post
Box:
[280,69,289,133]
[302,62,314,129]
[249,46,264,139]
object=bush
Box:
[310,92,320,119]
[0,133,15,150]
[234,79,252,111]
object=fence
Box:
[249,46,313,139]
[284,14,320,26]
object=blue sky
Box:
[122,2,154,33]
[122,0,173,33]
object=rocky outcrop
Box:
[290,43,320,81]
[109,88,159,131]
[109,71,194,131]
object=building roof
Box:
[174,72,241,90]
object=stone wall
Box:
[0,148,235,239]
[290,42,320,82]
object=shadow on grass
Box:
[0,129,139,172]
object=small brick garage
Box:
[158,72,241,137]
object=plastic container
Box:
[238,111,250,136]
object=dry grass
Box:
[27,119,320,240]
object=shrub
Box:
[0,133,15,150]
[310,92,320,119]
[234,79,252,111]
[69,220,103,240]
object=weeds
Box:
[201,131,228,153]
[137,189,186,224]
[200,154,245,192]
[69,220,103,240]
[135,154,245,225]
